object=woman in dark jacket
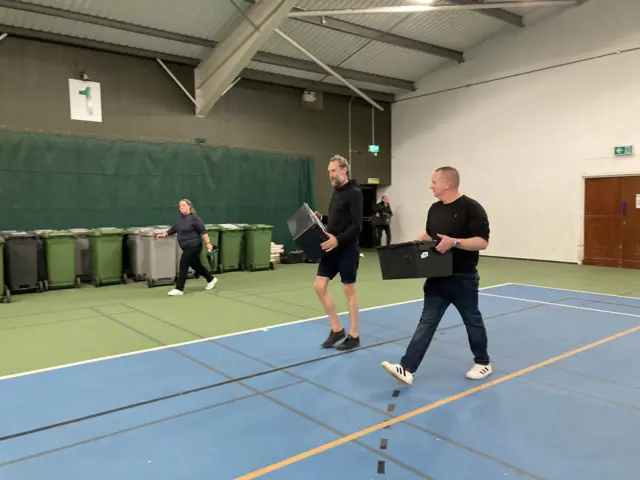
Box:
[157,199,217,296]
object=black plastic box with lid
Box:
[286,203,330,262]
[376,240,453,280]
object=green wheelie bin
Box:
[217,224,244,273]
[0,236,8,303]
[243,224,275,271]
[88,227,126,287]
[199,224,221,274]
[41,230,80,290]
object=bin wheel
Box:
[93,276,101,288]
[146,278,154,288]
[249,263,256,272]
[36,281,43,293]
[43,280,49,292]
[269,262,275,270]
[76,277,82,288]
[218,266,224,274]
[121,274,127,284]
[2,287,9,303]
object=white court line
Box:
[480,292,640,320]
[510,283,640,302]
[0,282,514,381]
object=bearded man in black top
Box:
[382,166,492,385]
[314,155,363,351]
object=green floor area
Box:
[1,252,638,378]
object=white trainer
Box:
[167,289,184,296]
[206,278,218,290]
[381,361,414,386]
[466,363,492,380]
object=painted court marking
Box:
[236,322,640,479]
[480,293,640,320]
[0,283,513,381]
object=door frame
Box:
[579,170,640,264]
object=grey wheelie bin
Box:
[125,227,154,281]
[0,236,8,303]
[41,230,80,290]
[4,232,43,294]
[142,228,178,288]
[68,228,93,283]
[217,224,244,273]
[88,227,126,287]
[243,224,275,271]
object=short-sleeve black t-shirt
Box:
[426,195,490,274]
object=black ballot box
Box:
[376,240,453,280]
[287,203,330,262]
[371,214,390,226]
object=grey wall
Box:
[0,37,392,212]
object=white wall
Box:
[388,0,640,263]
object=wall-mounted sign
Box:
[69,79,102,123]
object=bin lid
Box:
[34,229,54,235]
[204,224,221,231]
[68,228,90,233]
[127,227,154,234]
[218,224,242,230]
[252,224,273,230]
[41,230,76,239]
[7,231,37,238]
[141,228,168,237]
[88,227,124,236]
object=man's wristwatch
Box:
[454,239,461,248]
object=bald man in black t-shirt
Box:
[382,166,492,386]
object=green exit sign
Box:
[368,145,380,153]
[614,145,633,156]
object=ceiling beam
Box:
[0,25,395,103]
[239,70,395,102]
[195,0,296,116]
[0,0,413,91]
[291,10,464,63]
[447,0,524,27]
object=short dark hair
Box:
[435,166,460,188]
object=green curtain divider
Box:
[0,131,315,252]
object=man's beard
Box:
[331,175,345,187]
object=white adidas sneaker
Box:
[381,361,413,386]
[205,278,218,290]
[167,289,184,296]
[466,363,492,380]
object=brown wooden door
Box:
[583,175,640,269]
[620,176,640,269]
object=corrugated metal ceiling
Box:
[0,0,574,100]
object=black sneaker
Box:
[321,328,346,348]
[336,335,360,351]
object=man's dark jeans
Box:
[400,273,490,373]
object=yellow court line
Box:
[236,323,640,479]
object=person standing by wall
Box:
[157,199,217,296]
[373,194,393,246]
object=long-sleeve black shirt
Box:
[326,180,363,246]
[167,213,206,249]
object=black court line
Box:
[3,309,435,478]
[0,332,415,443]
[564,297,640,311]
[128,305,545,479]
[0,380,304,467]
[0,296,576,447]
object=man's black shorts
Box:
[316,243,360,284]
